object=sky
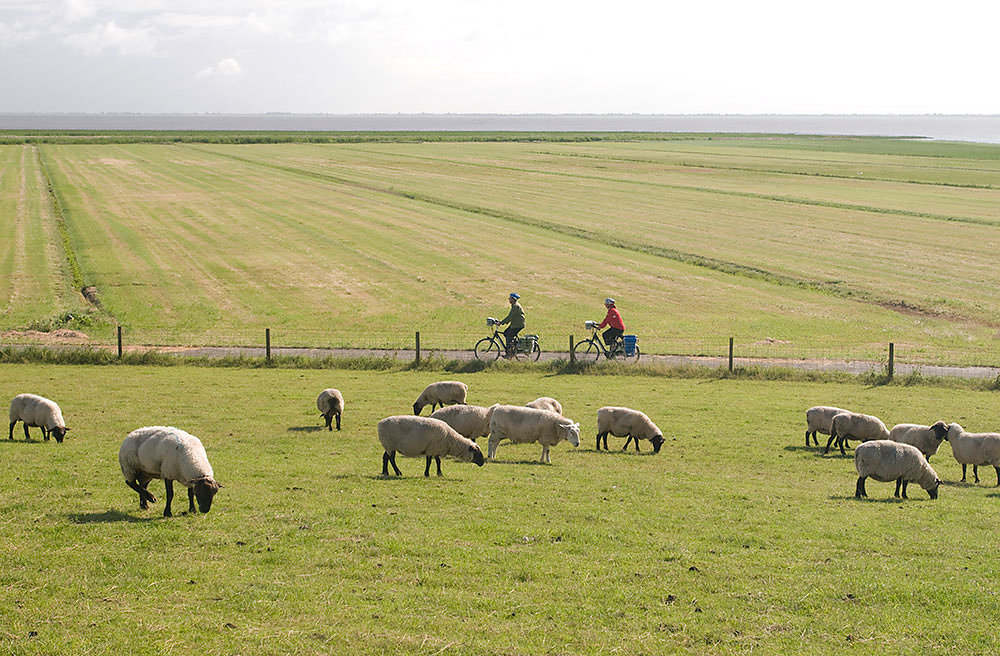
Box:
[1,0,998,115]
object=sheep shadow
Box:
[0,438,49,447]
[68,509,156,524]
[588,448,659,457]
[367,474,469,481]
[830,494,929,503]
[287,426,326,433]
[783,445,820,453]
[486,459,551,466]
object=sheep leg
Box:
[855,476,867,498]
[163,479,174,517]
[126,480,157,509]
[973,465,980,484]
[324,412,332,431]
[487,438,498,460]
[23,423,32,441]
[994,466,1000,487]
[823,432,837,455]
[335,412,341,431]
[8,421,15,440]
[900,480,909,499]
[424,456,432,477]
[961,464,967,482]
[631,436,641,452]
[383,451,402,476]
[188,486,197,513]
[596,432,604,450]
[41,426,49,441]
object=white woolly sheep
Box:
[9,393,69,443]
[119,426,222,517]
[526,397,563,415]
[888,421,949,461]
[805,405,848,446]
[378,415,485,477]
[488,405,580,464]
[413,381,468,415]
[854,440,942,499]
[317,388,344,431]
[430,403,499,442]
[824,411,890,455]
[946,423,1000,485]
[596,406,665,454]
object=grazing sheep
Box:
[946,423,1000,485]
[596,406,665,454]
[8,393,69,443]
[488,405,580,464]
[805,405,848,446]
[888,421,949,461]
[430,403,499,442]
[119,426,221,517]
[317,388,344,431]
[526,397,563,415]
[378,415,485,477]
[854,440,942,499]
[413,381,468,415]
[824,411,889,455]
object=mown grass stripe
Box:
[194,144,950,321]
[34,146,85,293]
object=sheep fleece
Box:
[119,426,214,486]
[855,440,939,491]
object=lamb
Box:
[595,406,665,454]
[854,440,942,499]
[9,393,69,443]
[378,415,485,477]
[805,405,848,446]
[487,405,580,464]
[413,381,468,415]
[888,421,949,461]
[317,388,344,431]
[824,411,889,455]
[526,397,563,415]
[946,423,1000,485]
[118,426,222,517]
[429,403,499,442]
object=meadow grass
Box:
[2,363,1000,654]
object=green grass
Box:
[1,135,999,367]
[2,363,1000,654]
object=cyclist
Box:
[597,297,624,349]
[498,292,525,357]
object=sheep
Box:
[824,411,889,455]
[595,406,665,454]
[429,403,499,442]
[317,388,344,431]
[526,397,563,415]
[8,393,69,443]
[413,381,468,415]
[119,426,222,517]
[378,415,485,477]
[888,421,949,461]
[487,405,580,464]
[854,440,942,499]
[805,405,848,446]
[946,423,1000,485]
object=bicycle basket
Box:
[585,320,598,329]
[622,335,638,356]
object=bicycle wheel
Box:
[474,337,501,361]
[622,345,640,363]
[528,341,541,362]
[572,338,602,362]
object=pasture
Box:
[2,363,1000,654]
[2,135,1000,365]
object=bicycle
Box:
[572,321,640,362]
[474,318,541,361]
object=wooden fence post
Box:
[888,342,894,379]
[117,325,123,359]
[569,335,575,363]
[266,328,271,362]
[415,331,421,364]
[728,337,734,373]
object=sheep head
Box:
[931,421,949,440]
[52,426,69,443]
[469,444,485,467]
[651,435,665,454]
[193,477,221,513]
[560,422,581,447]
[928,479,942,499]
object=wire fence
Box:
[4,325,1000,376]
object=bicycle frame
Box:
[474,320,541,361]
[572,325,638,362]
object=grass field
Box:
[1,134,1000,366]
[3,363,1000,654]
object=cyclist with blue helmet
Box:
[498,292,525,357]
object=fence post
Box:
[415,331,421,364]
[728,337,734,373]
[266,328,271,362]
[117,325,123,359]
[888,342,894,380]
[569,335,575,363]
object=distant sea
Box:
[1,113,998,144]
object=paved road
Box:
[167,345,1000,380]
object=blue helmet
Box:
[510,292,520,300]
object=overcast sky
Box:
[1,0,998,114]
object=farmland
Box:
[2,134,1000,366]
[3,364,1000,655]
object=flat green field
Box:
[2,135,1000,365]
[2,364,999,654]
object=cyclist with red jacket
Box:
[597,297,624,347]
